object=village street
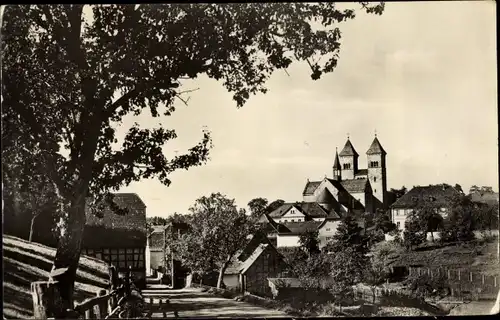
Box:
[142,287,287,318]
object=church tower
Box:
[339,137,359,180]
[332,148,341,181]
[366,135,387,208]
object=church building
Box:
[261,135,388,248]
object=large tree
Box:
[1,3,384,313]
[325,216,370,289]
[247,197,269,221]
[175,193,255,289]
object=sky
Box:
[116,1,497,217]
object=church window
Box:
[343,163,351,170]
[397,222,401,229]
[374,177,377,182]
[374,189,377,193]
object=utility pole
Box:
[163,226,167,282]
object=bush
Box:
[403,272,450,299]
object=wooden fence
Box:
[32,266,129,319]
[408,266,499,300]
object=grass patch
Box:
[389,240,498,273]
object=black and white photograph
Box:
[1,1,498,319]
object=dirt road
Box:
[142,287,287,318]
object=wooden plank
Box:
[31,281,61,319]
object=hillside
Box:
[388,240,499,275]
[3,235,110,319]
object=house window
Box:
[411,197,418,201]
[343,163,351,170]
[291,219,295,222]
[397,222,401,229]
[374,189,377,193]
[326,228,331,232]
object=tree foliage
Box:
[266,199,286,214]
[247,197,269,221]
[403,211,426,250]
[374,209,397,234]
[173,192,254,288]
[324,216,370,290]
[440,195,475,243]
[326,215,369,255]
[299,229,321,256]
[472,201,499,232]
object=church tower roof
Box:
[339,138,359,157]
[333,148,341,169]
[366,136,386,155]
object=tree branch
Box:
[106,81,180,117]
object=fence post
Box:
[470,272,473,282]
[458,270,461,281]
[96,290,107,319]
[447,269,450,280]
[495,276,497,287]
[482,274,485,285]
[31,281,66,319]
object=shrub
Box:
[403,271,450,299]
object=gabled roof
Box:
[303,180,322,195]
[268,203,295,218]
[355,169,368,177]
[85,193,147,232]
[278,221,323,235]
[148,231,166,249]
[268,202,329,219]
[340,179,368,193]
[366,137,386,155]
[225,236,283,275]
[317,188,335,204]
[339,139,359,157]
[390,184,460,209]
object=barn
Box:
[224,233,288,297]
[81,193,147,288]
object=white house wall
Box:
[392,207,449,232]
[275,206,306,223]
[318,220,341,247]
[277,235,301,247]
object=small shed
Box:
[82,193,147,288]
[224,236,287,297]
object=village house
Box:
[260,135,388,248]
[390,184,461,233]
[82,193,147,288]
[223,233,288,297]
[145,221,190,288]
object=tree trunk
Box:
[216,258,232,289]
[29,214,37,242]
[50,195,87,318]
